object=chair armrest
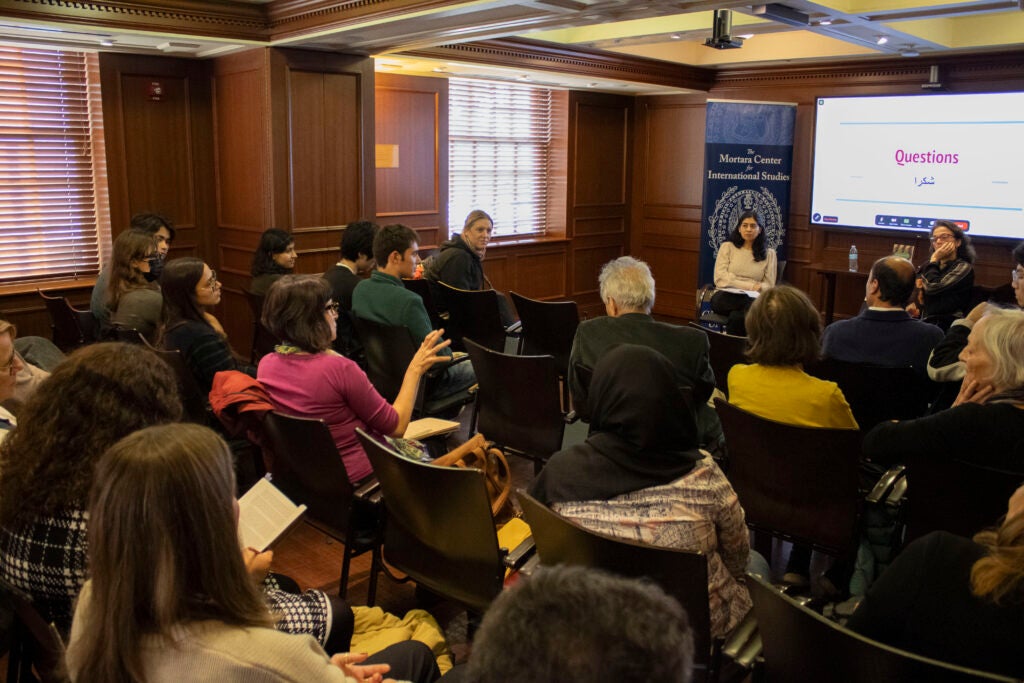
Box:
[354,476,382,505]
[721,610,759,660]
[425,352,472,380]
[505,320,522,335]
[501,535,536,570]
[865,465,906,505]
[563,411,579,424]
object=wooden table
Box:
[809,264,870,325]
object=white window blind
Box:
[0,47,110,285]
[448,78,553,238]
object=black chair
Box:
[109,324,147,345]
[509,291,579,407]
[689,323,748,397]
[357,429,529,614]
[351,315,475,417]
[1,577,68,683]
[262,412,380,601]
[435,281,517,352]
[808,358,936,433]
[37,290,94,352]
[244,290,279,364]
[517,490,720,682]
[402,277,446,333]
[464,337,568,473]
[879,456,1024,548]
[714,398,862,559]
[748,575,1016,682]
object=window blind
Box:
[448,78,553,238]
[0,47,110,285]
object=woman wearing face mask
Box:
[162,257,255,393]
[251,228,298,297]
[108,229,163,341]
[711,211,778,336]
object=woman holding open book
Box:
[0,343,346,652]
[258,275,450,483]
[66,423,440,683]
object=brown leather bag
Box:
[432,433,511,517]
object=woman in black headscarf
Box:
[529,344,756,638]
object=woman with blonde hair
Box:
[864,307,1024,470]
[847,482,1024,677]
[66,423,439,683]
[107,229,162,340]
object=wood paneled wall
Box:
[633,52,1024,322]
[375,73,448,248]
[567,91,633,318]
[374,76,632,318]
[211,48,375,354]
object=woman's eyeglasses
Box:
[204,270,220,289]
[323,302,340,314]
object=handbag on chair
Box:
[432,433,512,517]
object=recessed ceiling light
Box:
[876,36,889,45]
[99,39,114,47]
[432,67,447,72]
[818,18,832,26]
[670,33,682,40]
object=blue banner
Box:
[699,100,796,286]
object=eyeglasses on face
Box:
[204,270,220,289]
[930,233,955,244]
[324,302,340,314]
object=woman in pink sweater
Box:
[258,275,448,483]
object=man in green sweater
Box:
[352,224,476,400]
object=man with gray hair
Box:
[568,256,721,449]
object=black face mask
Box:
[145,256,164,282]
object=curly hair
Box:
[932,220,976,264]
[0,343,182,524]
[251,228,294,277]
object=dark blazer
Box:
[568,312,721,446]
[821,308,944,373]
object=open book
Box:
[237,478,307,552]
[404,417,460,441]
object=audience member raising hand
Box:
[258,274,450,484]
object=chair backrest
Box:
[689,323,747,396]
[714,398,862,556]
[509,292,579,373]
[464,337,564,459]
[357,429,505,613]
[748,575,1017,682]
[902,456,1023,546]
[37,290,93,352]
[517,490,713,675]
[1,577,68,683]
[402,278,446,331]
[350,315,419,404]
[243,290,279,362]
[262,412,355,534]
[151,347,210,424]
[437,282,506,352]
[808,358,935,432]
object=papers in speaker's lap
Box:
[237,478,307,552]
[403,417,460,441]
